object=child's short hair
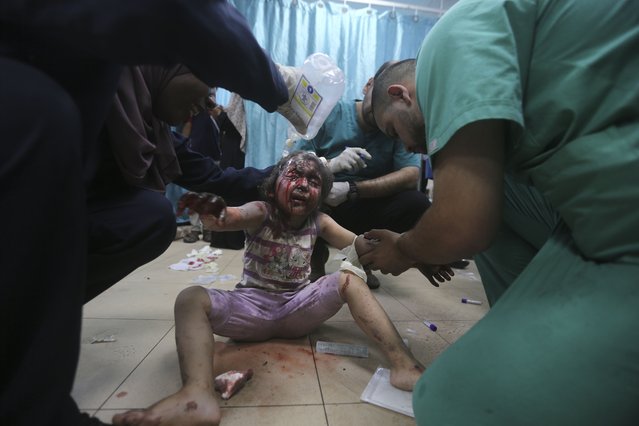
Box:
[260,151,334,205]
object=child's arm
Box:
[318,213,375,256]
[318,213,356,250]
[318,213,376,281]
[200,201,267,232]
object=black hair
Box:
[374,59,398,80]
[370,58,417,123]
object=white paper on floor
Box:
[90,335,117,344]
[360,366,414,418]
[169,246,223,271]
[454,269,481,282]
[191,274,238,285]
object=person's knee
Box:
[175,286,210,313]
[17,61,80,132]
[338,271,367,299]
[157,200,178,246]
[37,86,82,140]
[140,191,178,249]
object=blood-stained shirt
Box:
[239,203,319,291]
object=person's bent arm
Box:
[361,120,505,272]
[355,166,420,198]
[4,0,287,110]
[397,119,505,264]
[172,133,273,203]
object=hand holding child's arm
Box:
[354,235,377,257]
[360,229,455,287]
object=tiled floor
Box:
[74,239,487,425]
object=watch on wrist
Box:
[347,181,359,201]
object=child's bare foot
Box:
[390,362,425,391]
[111,387,220,426]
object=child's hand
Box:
[354,234,378,256]
[176,192,227,219]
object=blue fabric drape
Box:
[228,0,438,168]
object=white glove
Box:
[324,181,349,207]
[327,147,372,174]
[275,64,308,135]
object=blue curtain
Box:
[228,0,438,168]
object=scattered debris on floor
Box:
[361,367,414,417]
[214,369,254,400]
[91,335,116,344]
[315,340,369,358]
[191,274,237,285]
[423,320,438,332]
[169,245,222,271]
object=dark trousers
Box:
[86,187,176,302]
[314,189,431,262]
[0,57,90,426]
[0,55,152,425]
[330,189,430,234]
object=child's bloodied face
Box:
[275,158,323,218]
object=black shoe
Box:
[79,412,111,425]
[450,259,470,269]
[365,269,381,289]
[183,231,200,243]
[202,230,213,243]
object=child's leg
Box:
[112,286,221,426]
[339,272,424,391]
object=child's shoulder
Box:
[246,200,269,209]
[316,211,336,229]
[316,211,330,221]
[240,200,269,221]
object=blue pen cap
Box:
[423,320,437,332]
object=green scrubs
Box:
[412,0,639,424]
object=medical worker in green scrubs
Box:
[360,0,639,424]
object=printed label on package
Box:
[291,75,323,126]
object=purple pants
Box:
[206,272,343,341]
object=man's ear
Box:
[387,84,411,103]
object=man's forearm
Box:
[396,120,506,265]
[355,167,419,198]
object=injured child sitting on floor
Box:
[112,151,447,426]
